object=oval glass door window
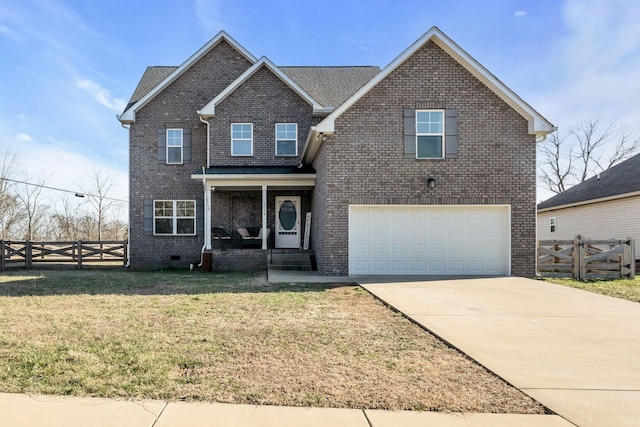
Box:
[279,200,297,230]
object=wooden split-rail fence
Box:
[538,236,636,280]
[0,240,127,271]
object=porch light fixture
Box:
[427,177,436,189]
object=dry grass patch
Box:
[542,276,640,303]
[0,270,544,413]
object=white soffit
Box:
[119,31,257,123]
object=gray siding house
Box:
[119,27,553,277]
[538,153,640,259]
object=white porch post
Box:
[261,185,267,249]
[204,184,213,249]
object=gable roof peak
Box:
[119,31,257,123]
[313,26,554,137]
[199,56,327,118]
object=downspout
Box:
[196,114,211,268]
[198,113,211,168]
[198,166,207,268]
[118,115,132,268]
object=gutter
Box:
[538,190,640,213]
[116,113,132,268]
[197,112,211,168]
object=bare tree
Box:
[79,170,121,241]
[538,114,640,194]
[0,150,24,239]
[16,176,49,240]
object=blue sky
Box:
[1,0,639,210]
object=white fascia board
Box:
[199,57,324,118]
[119,31,257,123]
[315,26,554,136]
[537,191,640,213]
[190,173,316,187]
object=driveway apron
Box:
[358,277,640,427]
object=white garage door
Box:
[349,205,510,276]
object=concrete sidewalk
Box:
[359,277,640,427]
[0,393,572,427]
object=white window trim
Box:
[416,109,445,159]
[166,128,184,165]
[153,200,196,236]
[231,123,253,156]
[550,217,556,233]
[275,123,298,156]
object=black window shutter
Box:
[157,129,166,163]
[445,109,458,158]
[403,109,416,158]
[183,128,192,164]
[196,199,204,236]
[144,199,153,235]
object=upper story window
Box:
[166,129,183,164]
[416,110,444,159]
[231,123,253,156]
[550,217,556,233]
[154,200,195,235]
[275,123,297,156]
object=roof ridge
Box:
[280,65,380,68]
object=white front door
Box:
[275,196,301,248]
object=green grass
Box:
[542,276,640,302]
[0,269,544,413]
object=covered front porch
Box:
[192,166,315,270]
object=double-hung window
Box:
[550,217,556,233]
[154,200,195,235]
[275,123,297,156]
[166,129,183,164]
[416,110,445,159]
[231,123,253,156]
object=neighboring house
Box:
[118,27,553,277]
[537,153,640,258]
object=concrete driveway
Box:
[358,276,640,427]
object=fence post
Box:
[0,240,5,272]
[578,237,586,280]
[622,237,636,279]
[77,240,83,270]
[123,241,128,267]
[573,235,581,279]
[25,241,32,270]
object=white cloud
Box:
[0,122,128,220]
[195,0,228,32]
[76,79,127,113]
[532,0,640,133]
[514,11,527,17]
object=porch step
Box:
[269,253,313,271]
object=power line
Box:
[0,177,128,203]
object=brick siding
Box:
[315,40,537,277]
[128,40,252,268]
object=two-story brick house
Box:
[118,27,554,277]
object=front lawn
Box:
[0,269,544,413]
[542,276,640,303]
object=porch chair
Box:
[238,227,271,248]
[212,227,232,249]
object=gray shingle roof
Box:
[537,152,640,210]
[125,66,177,111]
[124,64,380,113]
[280,66,380,108]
